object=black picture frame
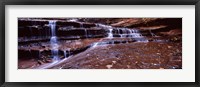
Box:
[0,0,199,87]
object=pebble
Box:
[127,65,131,68]
[168,46,172,48]
[106,65,113,69]
[153,63,159,66]
[112,61,116,64]
[156,53,161,55]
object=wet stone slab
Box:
[51,42,182,69]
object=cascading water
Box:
[63,50,67,58]
[50,21,56,36]
[97,23,148,42]
[49,20,59,61]
[96,24,114,38]
[79,22,88,38]
[64,48,71,58]
[108,28,113,38]
[117,28,141,38]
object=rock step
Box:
[18,45,91,60]
[19,26,107,38]
[18,35,106,44]
[57,28,107,37]
[18,38,151,59]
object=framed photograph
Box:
[0,0,199,87]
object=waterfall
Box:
[117,28,142,38]
[97,24,113,38]
[50,21,56,36]
[63,48,71,58]
[96,23,148,42]
[49,20,59,61]
[50,36,59,60]
[63,50,67,58]
[108,28,113,38]
[63,48,70,58]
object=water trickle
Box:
[117,28,142,38]
[85,29,88,38]
[80,23,83,28]
[108,28,113,38]
[112,41,114,44]
[38,50,41,59]
[49,20,59,61]
[63,50,67,58]
[97,24,114,38]
[95,24,99,27]
[91,42,99,48]
[118,29,120,34]
[149,30,156,37]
